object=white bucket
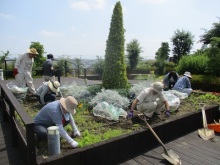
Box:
[47,126,60,156]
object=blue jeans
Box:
[37,94,56,105]
[34,124,49,141]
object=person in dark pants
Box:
[36,80,63,106]
[34,96,81,148]
[163,71,179,90]
[42,54,55,82]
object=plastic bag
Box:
[6,81,28,101]
[163,92,180,111]
[93,101,127,121]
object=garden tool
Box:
[138,114,181,165]
[198,103,215,140]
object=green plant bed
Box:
[21,90,220,157]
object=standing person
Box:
[42,54,55,82]
[163,71,179,90]
[34,96,81,148]
[172,71,193,96]
[13,48,38,95]
[127,82,170,120]
[36,80,63,106]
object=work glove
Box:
[13,68,18,77]
[70,140,78,148]
[165,110,170,117]
[126,110,134,119]
[74,130,81,137]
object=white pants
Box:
[15,72,36,94]
[137,99,164,118]
[174,88,192,96]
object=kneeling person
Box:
[34,96,81,148]
[36,80,63,106]
[127,82,170,119]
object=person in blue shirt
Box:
[172,71,193,96]
[34,96,81,148]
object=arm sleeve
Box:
[58,90,63,97]
[40,85,49,105]
[57,124,74,144]
[14,54,24,69]
[69,114,78,132]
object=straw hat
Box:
[183,71,192,79]
[48,81,60,93]
[27,48,39,55]
[60,96,78,115]
[151,82,163,93]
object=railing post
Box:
[4,60,8,80]
[9,103,18,147]
[26,123,36,165]
[1,88,8,122]
[65,61,67,77]
[84,68,87,79]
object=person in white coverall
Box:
[13,48,38,95]
[127,82,170,119]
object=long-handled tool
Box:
[198,103,215,140]
[138,114,181,165]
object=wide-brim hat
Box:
[151,81,163,93]
[28,48,39,55]
[183,71,192,79]
[60,96,78,115]
[48,80,60,93]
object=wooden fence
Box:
[0,81,36,164]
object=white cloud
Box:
[39,30,63,37]
[0,13,14,19]
[70,0,105,10]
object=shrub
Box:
[176,55,208,75]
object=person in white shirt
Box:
[13,48,38,95]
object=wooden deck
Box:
[120,131,220,165]
[0,116,24,165]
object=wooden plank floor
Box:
[0,109,24,165]
[120,131,220,165]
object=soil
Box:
[23,90,220,156]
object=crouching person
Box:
[127,82,170,120]
[34,96,81,148]
[36,80,63,106]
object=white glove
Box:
[74,130,81,137]
[70,140,78,148]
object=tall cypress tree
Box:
[102,1,128,89]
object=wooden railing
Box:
[0,81,36,164]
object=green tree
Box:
[92,56,104,75]
[102,1,128,89]
[54,55,73,76]
[0,51,10,69]
[126,39,143,73]
[199,19,220,47]
[29,42,46,67]
[73,57,84,77]
[155,42,170,61]
[205,37,220,76]
[171,29,194,63]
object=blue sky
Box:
[0,0,219,60]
